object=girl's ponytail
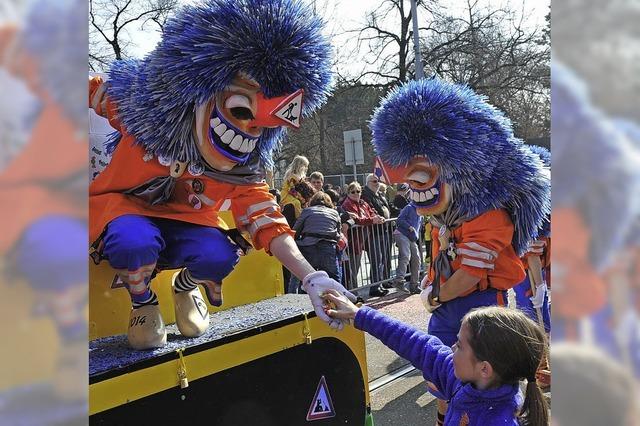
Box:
[521,377,549,426]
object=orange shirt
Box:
[88,77,292,253]
[0,101,87,254]
[429,209,525,295]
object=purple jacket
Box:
[355,306,522,425]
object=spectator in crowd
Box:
[268,188,281,204]
[383,182,396,205]
[280,155,309,201]
[281,180,316,227]
[393,203,422,294]
[291,192,343,293]
[327,188,356,281]
[309,171,324,192]
[323,183,333,192]
[361,173,393,286]
[341,181,387,297]
[392,183,410,216]
[279,168,315,293]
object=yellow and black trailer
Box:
[89,214,373,425]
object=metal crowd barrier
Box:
[341,218,431,294]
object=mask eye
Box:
[230,107,254,120]
[225,95,254,120]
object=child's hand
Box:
[322,289,359,321]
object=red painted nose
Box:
[250,89,304,129]
[374,158,409,184]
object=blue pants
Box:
[290,241,341,293]
[513,272,551,332]
[13,215,88,341]
[428,288,508,347]
[102,215,239,285]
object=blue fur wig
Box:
[527,145,551,238]
[552,62,640,270]
[369,78,551,255]
[105,0,333,168]
[22,0,86,128]
[613,118,640,248]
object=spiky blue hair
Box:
[369,78,550,255]
[105,0,333,168]
[552,62,640,270]
[527,145,551,238]
[22,0,86,128]
[613,118,640,248]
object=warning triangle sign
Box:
[306,376,336,421]
[373,156,390,184]
[273,90,303,129]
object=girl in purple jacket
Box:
[324,291,548,425]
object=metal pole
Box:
[352,139,357,182]
[410,0,424,80]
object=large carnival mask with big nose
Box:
[381,157,451,216]
[195,73,304,171]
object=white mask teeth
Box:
[210,117,221,128]
[431,187,439,195]
[230,134,244,150]
[214,123,227,136]
[221,129,235,144]
[240,138,249,153]
[424,191,434,200]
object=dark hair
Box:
[463,306,548,426]
[294,180,316,202]
[268,188,281,204]
[309,192,334,208]
[325,189,340,205]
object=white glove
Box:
[420,285,441,313]
[529,283,547,309]
[303,271,357,330]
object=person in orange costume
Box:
[369,78,550,425]
[88,0,355,350]
[0,0,87,412]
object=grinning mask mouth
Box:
[403,162,450,215]
[408,178,444,208]
[208,105,260,163]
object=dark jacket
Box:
[293,205,341,247]
[392,194,408,216]
[362,186,391,219]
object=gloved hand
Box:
[420,285,441,313]
[529,283,547,309]
[303,271,357,330]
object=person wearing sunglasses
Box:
[340,182,387,296]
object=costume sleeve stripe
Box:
[460,241,498,258]
[456,247,496,261]
[247,216,289,237]
[246,200,280,216]
[461,258,495,270]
